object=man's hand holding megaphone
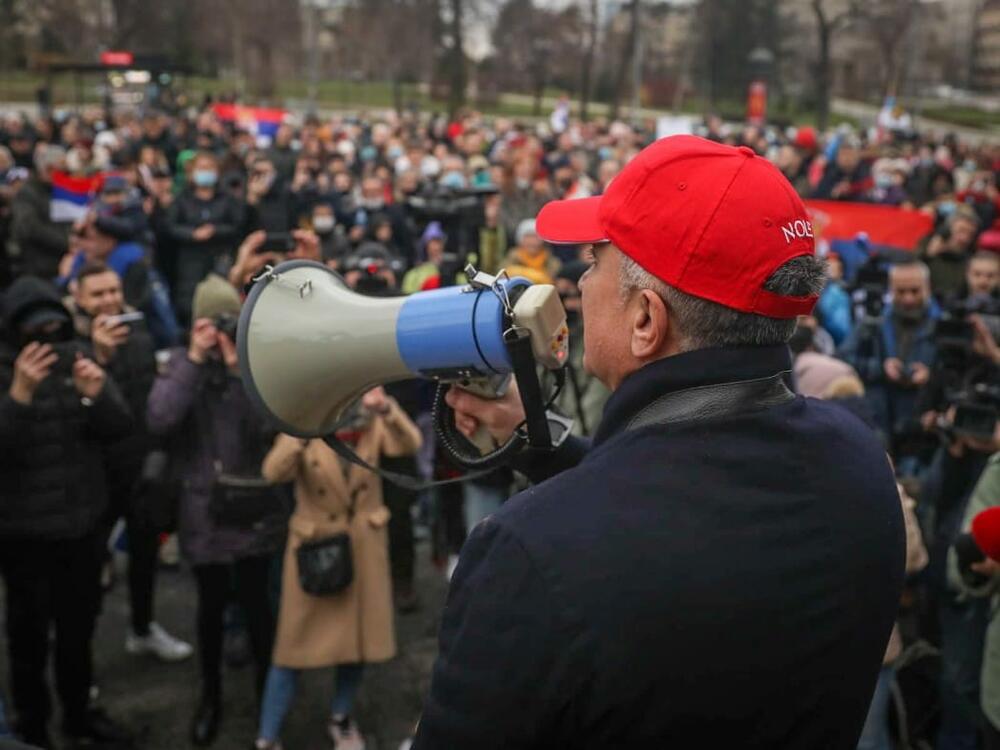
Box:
[446,381,526,446]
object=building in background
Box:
[973,0,1000,91]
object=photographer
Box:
[918,207,981,300]
[66,261,192,663]
[0,276,133,748]
[840,261,939,454]
[146,275,285,745]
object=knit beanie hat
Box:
[192,273,241,322]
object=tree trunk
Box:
[812,0,832,132]
[579,0,598,121]
[610,0,640,121]
[448,0,466,116]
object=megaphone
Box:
[237,260,569,464]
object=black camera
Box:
[213,313,239,340]
[341,242,405,296]
[851,264,889,322]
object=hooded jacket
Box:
[0,277,132,539]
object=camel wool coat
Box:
[262,398,421,668]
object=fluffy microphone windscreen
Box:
[971,506,1000,562]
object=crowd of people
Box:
[0,97,998,750]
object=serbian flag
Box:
[50,171,104,223]
[806,200,934,281]
[211,103,287,145]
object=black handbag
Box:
[296,532,354,596]
[210,466,280,528]
[204,411,279,529]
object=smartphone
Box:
[259,232,295,253]
[953,403,998,442]
[104,311,145,327]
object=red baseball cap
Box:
[536,135,818,318]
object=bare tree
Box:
[810,0,853,131]
[850,0,920,97]
[579,0,599,121]
[609,0,640,121]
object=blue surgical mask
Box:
[193,169,217,188]
[387,146,404,160]
[440,171,466,189]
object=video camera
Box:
[405,184,499,286]
[340,242,406,296]
[933,296,1000,442]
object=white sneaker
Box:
[328,715,365,750]
[125,622,193,662]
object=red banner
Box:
[100,50,134,67]
[805,200,933,250]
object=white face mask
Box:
[313,216,335,234]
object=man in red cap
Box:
[414,136,904,749]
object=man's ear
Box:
[630,288,671,360]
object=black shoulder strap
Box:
[627,372,795,431]
[323,435,493,492]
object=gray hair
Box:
[34,143,66,174]
[618,254,827,351]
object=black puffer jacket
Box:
[67,299,157,486]
[0,277,133,540]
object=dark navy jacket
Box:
[415,344,905,750]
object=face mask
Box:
[598,147,613,161]
[193,170,217,188]
[515,178,530,190]
[875,173,894,189]
[440,171,466,189]
[387,147,404,160]
[313,216,335,234]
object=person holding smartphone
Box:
[66,260,193,664]
[0,275,133,748]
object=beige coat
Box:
[262,399,422,668]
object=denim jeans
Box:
[857,665,895,750]
[258,663,364,742]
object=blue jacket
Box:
[838,303,939,437]
[816,281,852,345]
[415,345,904,749]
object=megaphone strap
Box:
[322,433,496,492]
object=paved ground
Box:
[6,540,448,750]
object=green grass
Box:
[919,106,1000,130]
[1,70,990,133]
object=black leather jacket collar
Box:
[593,344,793,447]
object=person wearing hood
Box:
[10,143,71,279]
[0,276,133,748]
[502,219,561,286]
[402,222,460,294]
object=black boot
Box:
[190,691,222,747]
[62,706,134,748]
